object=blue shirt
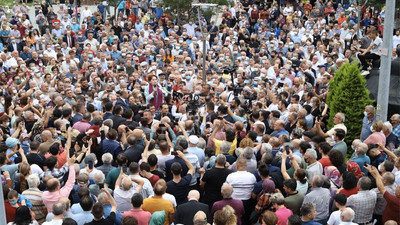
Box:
[155,7,163,19]
[351,154,371,174]
[275,129,289,137]
[302,220,322,225]
[361,116,374,141]
[104,204,123,225]
[187,146,205,166]
[73,211,94,225]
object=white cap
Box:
[189,135,199,145]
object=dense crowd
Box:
[0,0,400,225]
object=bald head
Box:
[122,177,133,190]
[132,129,144,140]
[47,178,60,191]
[193,211,207,225]
[188,190,200,201]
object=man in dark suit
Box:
[154,103,175,121]
[63,31,75,48]
[110,105,126,130]
[7,37,22,52]
[174,190,210,225]
[72,102,85,125]
[115,90,130,111]
[124,129,145,164]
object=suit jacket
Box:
[72,113,83,125]
[115,98,130,111]
[174,200,211,225]
[63,35,76,47]
[110,114,126,130]
[7,43,21,52]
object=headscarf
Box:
[149,211,166,225]
[346,162,362,178]
[324,166,342,188]
[259,179,276,200]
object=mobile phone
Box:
[88,161,93,169]
[364,162,368,167]
[0,171,4,175]
[206,124,210,129]
[98,183,104,189]
[123,165,128,173]
[171,151,178,156]
[159,123,165,128]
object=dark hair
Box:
[116,153,127,166]
[45,156,58,170]
[147,154,158,167]
[342,171,358,190]
[295,169,307,184]
[30,141,40,151]
[104,102,113,111]
[328,150,345,168]
[299,141,311,154]
[226,129,235,142]
[49,142,60,155]
[122,216,138,225]
[333,193,347,206]
[131,193,143,208]
[13,206,32,225]
[171,162,182,175]
[129,162,139,174]
[283,178,297,191]
[92,202,104,219]
[113,105,123,114]
[80,196,93,211]
[177,139,188,149]
[140,162,151,172]
[334,128,346,140]
[318,142,332,155]
[287,215,302,225]
[62,218,78,225]
[107,129,118,140]
[258,164,269,178]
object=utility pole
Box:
[0,184,6,225]
[376,0,396,120]
[192,3,217,83]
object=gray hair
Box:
[52,202,67,216]
[221,183,233,198]
[270,193,285,205]
[336,112,345,123]
[305,148,317,159]
[340,208,355,222]
[221,141,231,154]
[102,153,113,164]
[243,147,254,160]
[357,143,368,155]
[193,211,207,225]
[215,154,226,166]
[261,143,272,154]
[103,119,114,129]
[197,139,206,149]
[383,122,393,133]
[176,135,187,145]
[27,173,40,188]
[93,171,105,184]
[311,175,324,188]
[97,192,107,204]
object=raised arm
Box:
[115,168,124,189]
[378,143,398,162]
[365,164,385,194]
[141,135,151,163]
[178,121,189,141]
[131,177,144,192]
[102,188,117,212]
[177,151,194,176]
[281,150,291,180]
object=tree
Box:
[326,62,374,157]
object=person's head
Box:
[187,190,200,201]
[154,179,167,196]
[80,195,93,211]
[270,192,285,208]
[334,112,345,125]
[53,201,67,217]
[356,143,368,156]
[116,153,128,166]
[357,176,372,191]
[193,211,207,225]
[27,173,40,189]
[131,193,143,208]
[102,153,113,165]
[122,216,138,225]
[261,210,278,225]
[340,208,355,222]
[221,183,233,198]
[304,148,317,164]
[13,205,33,224]
[62,218,77,225]
[283,178,297,193]
[310,175,324,188]
[287,215,302,225]
[301,202,317,221]
[333,193,347,208]
[213,205,236,225]
[235,158,247,171]
[91,202,105,219]
[171,162,182,176]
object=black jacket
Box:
[174,200,211,225]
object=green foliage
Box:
[326,62,374,157]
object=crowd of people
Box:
[0,0,400,225]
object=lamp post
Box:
[192,3,217,83]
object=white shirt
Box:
[393,35,400,48]
[114,187,140,213]
[129,174,154,199]
[226,170,256,200]
[370,37,383,55]
[327,210,342,225]
[42,220,63,225]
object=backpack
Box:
[251,9,259,20]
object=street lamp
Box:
[192,3,217,83]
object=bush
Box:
[326,62,374,157]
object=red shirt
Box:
[383,191,400,224]
[318,157,333,169]
[123,209,151,225]
[147,174,160,187]
[339,187,359,197]
[5,201,18,223]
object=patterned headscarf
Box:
[324,166,342,188]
